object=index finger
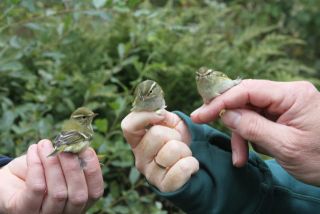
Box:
[191,79,294,123]
[121,111,166,148]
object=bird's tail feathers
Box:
[47,148,60,157]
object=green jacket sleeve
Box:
[151,111,320,214]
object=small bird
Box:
[196,67,241,104]
[131,80,166,112]
[47,107,97,157]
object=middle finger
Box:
[58,152,88,214]
[133,125,182,173]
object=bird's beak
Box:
[93,113,98,117]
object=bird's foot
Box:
[79,158,87,169]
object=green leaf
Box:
[0,62,23,72]
[0,110,15,132]
[94,118,108,133]
[129,167,140,184]
[92,0,106,9]
[128,0,141,8]
[9,36,21,49]
[21,0,36,12]
[117,43,125,59]
[24,23,44,31]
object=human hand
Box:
[191,79,320,186]
[0,140,104,214]
[121,110,199,192]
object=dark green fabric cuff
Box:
[152,111,273,213]
[174,111,231,151]
[151,170,216,213]
[151,111,320,213]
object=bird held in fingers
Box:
[196,67,241,104]
[47,107,97,157]
[131,80,166,112]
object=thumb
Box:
[221,109,290,157]
[121,111,166,148]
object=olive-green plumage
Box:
[47,107,97,157]
[196,67,241,104]
[131,80,166,112]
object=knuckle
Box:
[85,167,102,180]
[144,165,158,185]
[297,81,316,90]
[120,118,130,133]
[160,178,179,192]
[177,158,191,173]
[188,157,199,172]
[29,182,46,194]
[148,125,163,139]
[165,140,182,154]
[50,189,68,202]
[144,165,152,181]
[134,159,145,173]
[64,161,81,173]
[278,141,300,162]
[296,81,317,95]
[159,159,196,192]
[46,156,61,166]
[69,192,88,206]
[275,128,302,163]
[90,189,104,200]
[85,166,101,178]
[158,182,169,192]
[242,116,260,140]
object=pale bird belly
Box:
[64,141,90,153]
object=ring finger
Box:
[145,140,192,189]
[133,125,182,173]
[155,140,192,168]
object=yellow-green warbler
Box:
[48,107,97,157]
[196,67,241,104]
[131,79,166,112]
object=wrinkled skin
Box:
[121,110,199,192]
[0,140,104,214]
[191,80,320,186]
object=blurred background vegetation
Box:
[0,0,319,213]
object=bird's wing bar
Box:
[54,131,90,146]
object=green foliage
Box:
[0,0,318,213]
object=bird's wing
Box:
[53,131,90,147]
[215,72,229,79]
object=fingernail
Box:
[221,110,241,129]
[232,151,239,166]
[28,144,39,160]
[82,148,96,161]
[155,109,165,116]
[39,139,53,154]
[190,108,200,117]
